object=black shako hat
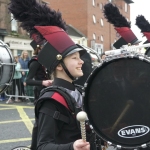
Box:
[36,26,85,73]
[103,3,141,49]
[8,0,67,49]
[136,15,150,55]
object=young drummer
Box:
[8,0,98,149]
[34,26,95,150]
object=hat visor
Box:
[66,48,86,56]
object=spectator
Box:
[19,50,30,99]
[6,56,22,104]
[0,93,6,101]
[24,71,34,105]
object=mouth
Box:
[76,67,82,70]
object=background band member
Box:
[26,41,52,104]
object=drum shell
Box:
[0,43,15,94]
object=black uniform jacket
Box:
[26,56,48,87]
[36,78,82,150]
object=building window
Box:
[100,3,103,10]
[125,3,128,12]
[93,33,96,40]
[11,14,18,32]
[101,35,104,42]
[93,15,96,24]
[92,0,95,6]
[100,18,104,26]
[42,0,50,5]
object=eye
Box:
[72,56,77,59]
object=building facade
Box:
[0,0,131,56]
[42,0,131,54]
[0,0,33,57]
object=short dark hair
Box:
[33,46,42,55]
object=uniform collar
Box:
[52,78,75,91]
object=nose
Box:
[79,58,84,64]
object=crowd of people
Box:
[2,44,53,105]
[2,47,104,105]
[4,50,33,104]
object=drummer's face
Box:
[64,52,84,78]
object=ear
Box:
[56,63,63,71]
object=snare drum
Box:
[83,54,150,149]
[74,44,101,86]
[0,40,15,94]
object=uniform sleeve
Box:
[26,61,42,86]
[37,100,74,150]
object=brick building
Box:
[0,0,11,40]
[0,0,132,56]
[0,0,33,57]
[41,0,132,54]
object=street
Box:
[0,101,34,150]
[0,100,116,150]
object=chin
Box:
[73,71,83,78]
[76,73,83,78]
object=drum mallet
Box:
[76,111,87,142]
[110,100,134,133]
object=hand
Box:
[22,71,25,75]
[73,139,90,150]
[23,82,26,86]
[42,80,53,87]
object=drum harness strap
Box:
[32,85,102,150]
[35,85,82,120]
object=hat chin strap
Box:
[60,61,75,81]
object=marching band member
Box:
[136,15,150,56]
[8,0,98,150]
[26,40,52,104]
[103,3,141,49]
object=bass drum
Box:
[0,40,15,94]
[74,44,101,86]
[83,54,150,149]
